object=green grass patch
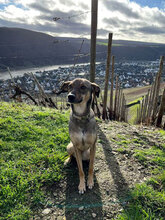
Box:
[134,146,165,170]
[0,102,70,219]
[117,128,165,219]
[117,181,165,220]
[116,148,129,154]
[128,97,142,124]
[111,134,131,148]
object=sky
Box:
[0,0,165,43]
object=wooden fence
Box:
[136,56,165,128]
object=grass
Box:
[0,102,70,219]
[127,97,142,124]
[117,179,165,220]
[116,129,165,220]
[134,146,165,170]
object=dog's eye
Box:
[81,85,86,90]
[68,84,72,90]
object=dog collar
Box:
[72,112,94,121]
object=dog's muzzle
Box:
[68,94,76,103]
[68,93,82,104]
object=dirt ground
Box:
[32,121,164,220]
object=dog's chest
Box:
[70,128,96,150]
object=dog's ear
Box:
[56,81,71,95]
[91,83,100,97]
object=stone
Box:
[92,213,97,218]
[42,208,51,215]
[78,206,84,211]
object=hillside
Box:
[0,27,165,70]
[0,102,165,219]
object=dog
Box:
[58,78,100,194]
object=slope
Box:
[0,102,164,220]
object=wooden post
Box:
[136,106,140,124]
[116,83,121,121]
[124,97,128,122]
[109,55,115,120]
[156,88,165,127]
[146,84,154,125]
[102,33,113,120]
[140,98,144,124]
[142,90,149,123]
[152,56,164,124]
[120,93,125,121]
[119,89,123,121]
[114,75,119,120]
[90,0,98,82]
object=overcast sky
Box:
[0,0,165,43]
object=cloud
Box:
[103,0,140,19]
[0,0,10,3]
[60,0,75,7]
[80,2,89,10]
[29,2,51,14]
[103,17,131,28]
[100,0,165,43]
[136,26,165,34]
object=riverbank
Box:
[0,63,75,80]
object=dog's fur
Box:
[59,78,100,194]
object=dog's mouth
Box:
[68,94,83,104]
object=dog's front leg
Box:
[87,143,96,189]
[74,147,86,194]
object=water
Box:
[0,64,74,80]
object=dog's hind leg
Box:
[67,142,75,156]
[64,142,75,165]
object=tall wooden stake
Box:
[156,88,165,127]
[114,75,119,120]
[90,0,98,82]
[109,55,115,120]
[102,33,113,120]
[152,56,164,123]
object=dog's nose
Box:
[68,94,75,103]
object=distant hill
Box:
[0,27,165,70]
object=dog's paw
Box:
[64,157,72,166]
[78,182,86,194]
[87,177,94,189]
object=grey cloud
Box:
[0,16,90,36]
[136,26,165,34]
[153,13,165,25]
[37,8,88,24]
[60,0,75,6]
[80,3,90,10]
[29,2,51,14]
[97,28,110,36]
[103,17,131,28]
[104,0,140,19]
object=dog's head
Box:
[58,78,100,104]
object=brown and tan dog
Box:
[58,78,100,194]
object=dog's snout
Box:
[68,94,76,103]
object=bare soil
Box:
[32,121,164,220]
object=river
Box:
[0,63,75,80]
